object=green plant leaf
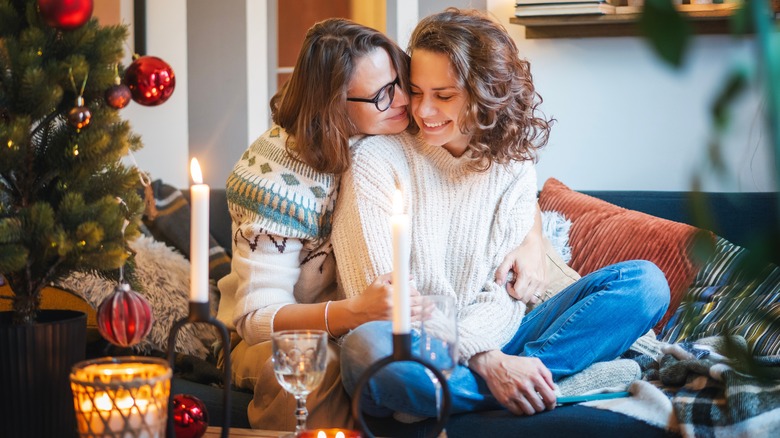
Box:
[711,66,748,130]
[639,0,692,67]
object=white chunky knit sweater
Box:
[332,132,537,360]
[217,126,342,345]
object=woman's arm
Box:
[331,135,411,299]
[495,203,547,304]
[228,227,304,345]
[273,273,396,337]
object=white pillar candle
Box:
[189,158,210,303]
[390,189,411,334]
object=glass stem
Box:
[295,395,308,435]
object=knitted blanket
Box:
[589,337,780,437]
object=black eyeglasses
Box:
[346,77,400,112]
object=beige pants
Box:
[231,339,353,431]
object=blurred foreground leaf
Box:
[639,0,692,67]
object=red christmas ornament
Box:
[105,83,132,109]
[172,394,209,438]
[124,56,176,106]
[67,96,91,130]
[38,0,93,31]
[97,282,154,347]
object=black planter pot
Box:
[0,310,86,438]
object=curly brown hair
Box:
[271,18,410,174]
[408,8,553,171]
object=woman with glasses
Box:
[220,13,550,431]
[216,18,423,431]
[334,8,670,421]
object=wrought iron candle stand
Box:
[350,333,452,438]
[166,302,231,438]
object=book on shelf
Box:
[516,0,620,5]
[614,2,740,15]
[515,2,616,17]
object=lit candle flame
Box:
[392,189,404,215]
[317,432,326,438]
[190,158,203,184]
[336,432,345,438]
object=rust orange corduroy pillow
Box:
[538,178,711,332]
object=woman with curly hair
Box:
[333,8,669,419]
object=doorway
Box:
[276,0,386,87]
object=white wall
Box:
[124,0,776,193]
[121,0,190,188]
[488,0,776,192]
[188,0,250,187]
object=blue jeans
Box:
[340,260,670,417]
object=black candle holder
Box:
[350,333,452,438]
[166,302,231,438]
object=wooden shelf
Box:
[510,9,736,39]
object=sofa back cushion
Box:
[539,178,711,332]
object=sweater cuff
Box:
[236,303,287,345]
[458,336,503,363]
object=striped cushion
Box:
[539,178,708,332]
[142,180,231,281]
[660,237,780,356]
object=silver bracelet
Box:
[324,300,335,338]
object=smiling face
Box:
[410,49,470,157]
[346,48,410,136]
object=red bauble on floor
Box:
[173,394,209,438]
[124,55,176,106]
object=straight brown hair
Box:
[271,19,410,174]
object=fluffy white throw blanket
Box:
[57,235,218,359]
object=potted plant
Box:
[0,0,144,435]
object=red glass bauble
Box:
[124,56,176,106]
[67,104,91,130]
[173,394,209,438]
[97,282,153,347]
[105,83,132,109]
[38,0,93,31]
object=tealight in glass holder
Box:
[70,356,172,438]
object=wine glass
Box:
[272,330,329,437]
[418,295,458,423]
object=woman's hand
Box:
[495,205,547,304]
[468,350,556,416]
[348,273,422,325]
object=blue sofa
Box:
[175,187,779,437]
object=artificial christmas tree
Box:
[1,1,148,435]
[0,0,144,326]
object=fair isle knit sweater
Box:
[332,132,537,361]
[216,125,341,345]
